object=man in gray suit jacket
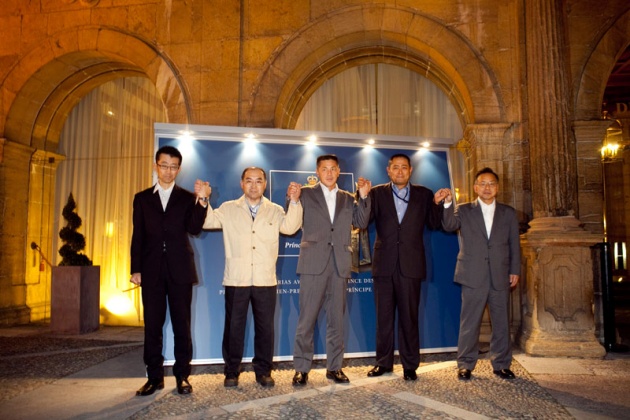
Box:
[292,154,372,386]
[442,167,521,381]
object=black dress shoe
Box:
[176,376,192,394]
[224,373,239,388]
[367,365,393,377]
[256,374,275,388]
[292,371,308,386]
[326,369,350,383]
[403,369,418,381]
[493,368,515,379]
[457,368,472,381]
[136,379,164,396]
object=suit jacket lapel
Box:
[471,200,488,240]
[383,183,399,221]
[313,184,332,223]
[489,204,503,241]
[164,184,181,213]
[152,185,164,213]
[399,185,415,225]
[333,190,346,224]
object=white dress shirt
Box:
[320,183,339,223]
[478,198,496,238]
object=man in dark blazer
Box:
[366,153,449,381]
[130,145,209,396]
[442,167,521,381]
[292,154,372,386]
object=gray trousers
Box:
[293,253,347,372]
[457,282,512,371]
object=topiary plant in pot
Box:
[58,193,93,266]
[51,193,100,334]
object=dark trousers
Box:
[373,267,421,370]
[222,285,277,376]
[141,259,193,380]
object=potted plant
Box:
[51,193,100,334]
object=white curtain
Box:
[55,77,165,325]
[295,63,463,142]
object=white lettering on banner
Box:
[285,242,300,248]
[347,286,372,293]
[277,288,300,294]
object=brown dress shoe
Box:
[256,374,275,387]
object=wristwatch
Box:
[199,197,209,203]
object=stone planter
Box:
[51,266,100,334]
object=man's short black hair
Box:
[241,166,267,181]
[389,153,411,166]
[155,145,182,164]
[475,167,499,182]
[317,154,339,166]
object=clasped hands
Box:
[356,177,372,198]
[434,188,453,205]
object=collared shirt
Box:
[478,197,496,238]
[320,183,339,223]
[154,183,174,211]
[202,196,303,287]
[392,182,410,223]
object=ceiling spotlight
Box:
[177,130,195,141]
[421,141,430,148]
[308,135,317,143]
[367,138,375,145]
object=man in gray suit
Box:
[442,167,521,381]
[292,154,372,386]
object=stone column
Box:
[517,0,605,357]
[26,150,65,322]
[0,139,35,325]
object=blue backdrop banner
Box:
[154,125,461,364]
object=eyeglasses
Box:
[476,181,497,188]
[157,164,180,171]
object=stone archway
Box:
[244,5,504,128]
[2,27,191,149]
[0,27,189,324]
[573,9,630,235]
[575,10,630,121]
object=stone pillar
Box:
[0,139,35,325]
[26,150,65,322]
[517,0,605,357]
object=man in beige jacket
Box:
[196,167,302,388]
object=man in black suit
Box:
[130,145,209,396]
[366,154,449,381]
[292,154,372,386]
[442,167,521,381]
